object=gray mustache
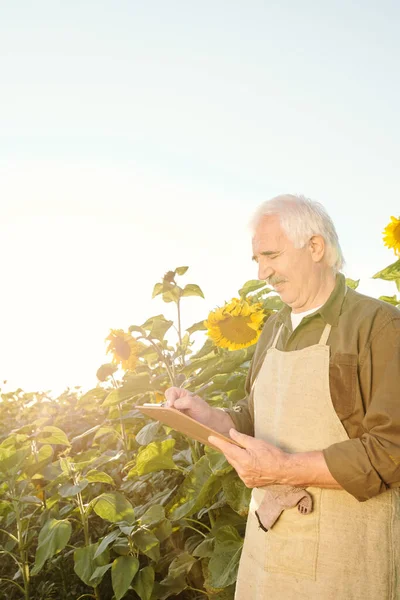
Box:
[267,278,286,286]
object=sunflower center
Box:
[218,315,258,344]
[114,338,132,360]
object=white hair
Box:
[250,194,345,272]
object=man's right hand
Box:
[164,386,236,436]
[164,387,213,426]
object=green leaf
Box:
[181,283,205,299]
[175,266,189,276]
[222,471,251,516]
[112,556,140,600]
[36,426,70,446]
[74,543,110,587]
[90,563,112,581]
[119,373,151,398]
[58,479,89,498]
[85,470,115,485]
[135,421,161,446]
[168,455,222,520]
[152,518,173,542]
[141,315,173,341]
[378,294,400,306]
[132,566,155,600]
[94,529,121,558]
[102,389,121,407]
[192,537,214,558]
[345,278,360,290]
[93,492,135,524]
[78,387,108,407]
[208,525,243,588]
[23,444,54,477]
[238,280,269,298]
[20,495,43,504]
[129,325,147,336]
[127,439,178,477]
[206,448,232,476]
[186,320,208,335]
[152,282,164,298]
[373,259,400,281]
[32,519,72,575]
[139,504,165,527]
[132,529,160,561]
[162,281,182,303]
[155,553,196,598]
[261,295,284,310]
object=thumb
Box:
[229,428,254,448]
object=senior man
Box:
[165,194,400,599]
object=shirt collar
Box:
[276,272,347,328]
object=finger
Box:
[208,435,247,463]
[229,428,256,448]
[164,387,191,406]
[164,387,180,406]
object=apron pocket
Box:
[265,487,321,580]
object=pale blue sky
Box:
[0,1,399,393]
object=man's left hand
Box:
[209,429,288,488]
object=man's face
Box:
[252,215,316,311]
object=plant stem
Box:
[208,510,215,528]
[187,586,209,598]
[117,402,129,453]
[137,336,176,385]
[111,375,129,453]
[77,491,90,546]
[184,518,211,532]
[184,524,207,538]
[13,487,30,600]
[176,298,185,367]
[94,586,101,600]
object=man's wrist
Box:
[211,407,236,436]
[279,450,342,489]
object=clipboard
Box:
[135,404,245,451]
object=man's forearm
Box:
[282,450,342,489]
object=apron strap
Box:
[271,324,284,348]
[318,323,332,345]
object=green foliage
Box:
[32,518,72,575]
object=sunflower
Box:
[204,298,266,350]
[105,329,139,371]
[383,216,400,256]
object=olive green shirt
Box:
[226,273,400,502]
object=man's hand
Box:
[209,429,288,488]
[209,429,343,490]
[164,387,236,436]
[164,387,214,425]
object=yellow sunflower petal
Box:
[382,215,400,257]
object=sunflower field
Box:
[0,217,399,600]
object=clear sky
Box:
[1,1,399,395]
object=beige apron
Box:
[235,323,400,599]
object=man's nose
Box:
[258,264,274,281]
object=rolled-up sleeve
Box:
[323,316,400,501]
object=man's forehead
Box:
[252,215,286,249]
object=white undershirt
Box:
[291,305,323,330]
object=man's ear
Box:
[308,235,325,263]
